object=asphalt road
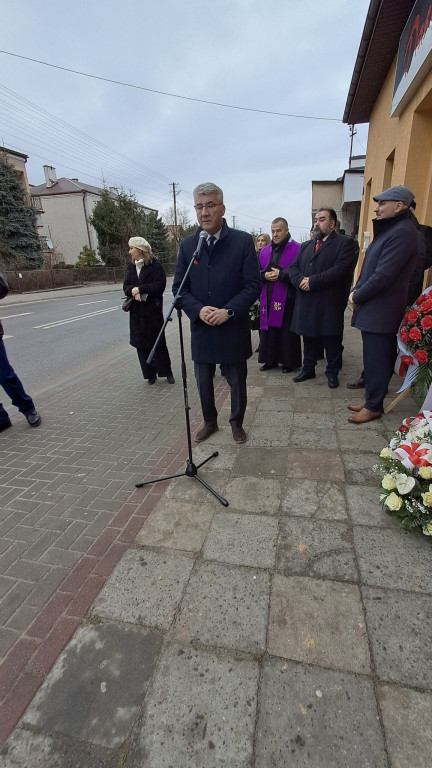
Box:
[1,289,177,407]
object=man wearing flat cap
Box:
[348,185,419,423]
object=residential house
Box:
[312,156,365,239]
[30,166,157,265]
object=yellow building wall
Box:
[357,56,432,280]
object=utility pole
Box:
[232,216,237,229]
[171,182,179,244]
[348,125,357,168]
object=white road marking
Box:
[77,300,109,306]
[33,306,119,329]
[3,335,13,339]
[1,312,33,319]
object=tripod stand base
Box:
[135,451,229,507]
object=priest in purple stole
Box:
[258,217,302,373]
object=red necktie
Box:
[315,240,322,253]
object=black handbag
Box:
[122,296,133,312]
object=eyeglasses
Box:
[194,203,222,212]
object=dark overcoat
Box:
[289,232,357,336]
[123,259,167,349]
[172,220,261,363]
[352,210,418,334]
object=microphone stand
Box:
[134,236,228,507]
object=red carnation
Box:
[399,425,409,433]
[409,327,422,342]
[414,350,429,364]
[406,309,419,324]
[416,294,427,304]
[400,329,409,343]
[420,315,432,330]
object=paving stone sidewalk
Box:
[1,311,432,767]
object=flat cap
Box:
[373,185,414,207]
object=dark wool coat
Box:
[352,210,418,334]
[123,259,167,349]
[172,220,261,363]
[289,232,358,336]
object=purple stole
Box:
[259,240,300,330]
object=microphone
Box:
[193,230,208,263]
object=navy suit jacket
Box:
[173,220,261,364]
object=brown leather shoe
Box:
[231,425,247,443]
[194,422,218,442]
[348,408,382,424]
[347,402,365,412]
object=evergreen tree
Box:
[75,245,100,269]
[90,188,152,266]
[145,212,171,263]
[0,154,42,270]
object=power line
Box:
[0,49,341,123]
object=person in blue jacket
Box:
[172,183,261,444]
[348,185,419,423]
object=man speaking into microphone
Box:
[173,182,261,443]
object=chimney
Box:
[43,165,57,188]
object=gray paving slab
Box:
[135,498,214,552]
[255,658,388,767]
[378,684,432,768]
[23,622,162,748]
[173,561,270,653]
[0,729,119,768]
[281,478,347,519]
[277,518,358,582]
[127,643,259,768]
[203,512,278,569]
[91,548,194,630]
[232,446,290,477]
[342,451,379,484]
[345,484,400,528]
[222,476,282,514]
[354,526,432,592]
[284,448,345,481]
[246,424,292,447]
[268,575,371,674]
[362,586,432,689]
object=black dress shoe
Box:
[328,377,339,389]
[346,377,365,389]
[0,419,12,433]
[24,409,41,427]
[148,376,157,385]
[259,363,275,371]
[166,374,175,384]
[293,371,316,383]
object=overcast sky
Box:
[1,0,370,241]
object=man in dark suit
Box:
[288,208,358,388]
[348,185,419,424]
[172,183,261,444]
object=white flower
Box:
[389,438,399,449]
[379,447,392,459]
[395,473,415,495]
